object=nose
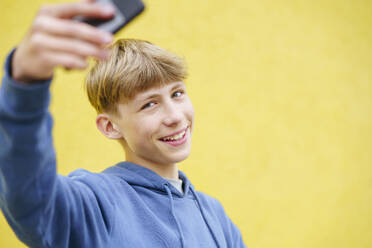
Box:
[162,100,183,127]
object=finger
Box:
[42,51,89,70]
[30,32,109,60]
[32,15,113,45]
[38,2,115,19]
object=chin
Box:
[168,150,191,164]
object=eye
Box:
[141,101,156,110]
[172,90,184,98]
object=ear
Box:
[96,113,123,140]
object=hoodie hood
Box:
[102,161,193,197]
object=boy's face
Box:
[113,81,194,168]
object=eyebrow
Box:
[138,83,184,102]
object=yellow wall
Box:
[1,0,372,247]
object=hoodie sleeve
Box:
[0,49,56,246]
[0,50,113,247]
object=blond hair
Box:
[85,39,187,114]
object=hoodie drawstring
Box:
[190,187,220,248]
[164,184,185,248]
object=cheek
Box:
[130,119,158,143]
[185,100,195,123]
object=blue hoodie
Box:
[0,50,246,248]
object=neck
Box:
[120,140,179,179]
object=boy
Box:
[0,1,246,247]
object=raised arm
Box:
[0,1,114,246]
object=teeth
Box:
[162,130,186,141]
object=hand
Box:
[11,0,115,83]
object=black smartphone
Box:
[76,0,145,34]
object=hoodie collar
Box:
[102,161,193,197]
[102,161,222,247]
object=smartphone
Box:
[76,0,145,34]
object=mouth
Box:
[158,127,189,146]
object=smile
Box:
[158,127,188,146]
[160,130,186,141]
